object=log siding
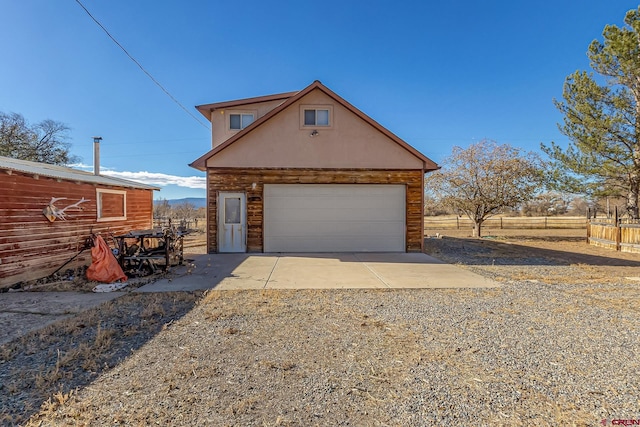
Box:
[207,168,424,253]
[0,171,153,287]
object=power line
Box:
[73,0,210,130]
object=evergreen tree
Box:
[543,7,640,217]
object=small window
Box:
[304,108,330,126]
[224,197,241,224]
[229,113,254,130]
[96,189,126,221]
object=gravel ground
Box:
[3,236,639,426]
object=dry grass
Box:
[0,292,202,425]
[425,229,640,281]
[423,231,640,317]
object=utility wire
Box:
[74,0,210,130]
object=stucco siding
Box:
[210,99,290,148]
[206,90,424,170]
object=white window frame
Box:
[96,188,127,222]
[228,111,255,131]
[300,105,333,128]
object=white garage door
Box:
[264,184,405,252]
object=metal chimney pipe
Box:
[93,136,102,175]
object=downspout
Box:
[206,169,211,253]
[420,163,425,252]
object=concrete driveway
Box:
[0,253,497,345]
[136,252,499,292]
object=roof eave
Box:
[195,91,299,121]
[189,156,208,171]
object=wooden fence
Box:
[587,219,640,253]
[424,216,587,230]
[153,218,203,231]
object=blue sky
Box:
[1,0,638,200]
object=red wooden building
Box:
[0,156,158,288]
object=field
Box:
[189,216,589,250]
[426,226,586,240]
[1,228,639,426]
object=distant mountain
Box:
[155,197,206,208]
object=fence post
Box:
[615,206,621,251]
[500,217,503,229]
[457,216,459,229]
[586,209,591,243]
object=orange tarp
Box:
[86,235,127,283]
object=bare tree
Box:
[173,201,197,228]
[0,112,31,158]
[521,192,571,216]
[0,112,78,165]
[426,140,544,237]
[568,196,591,217]
[153,199,172,220]
[423,194,453,216]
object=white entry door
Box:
[218,192,246,252]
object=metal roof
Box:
[0,156,159,190]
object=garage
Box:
[263,184,406,252]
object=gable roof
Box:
[190,80,439,171]
[0,156,159,190]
